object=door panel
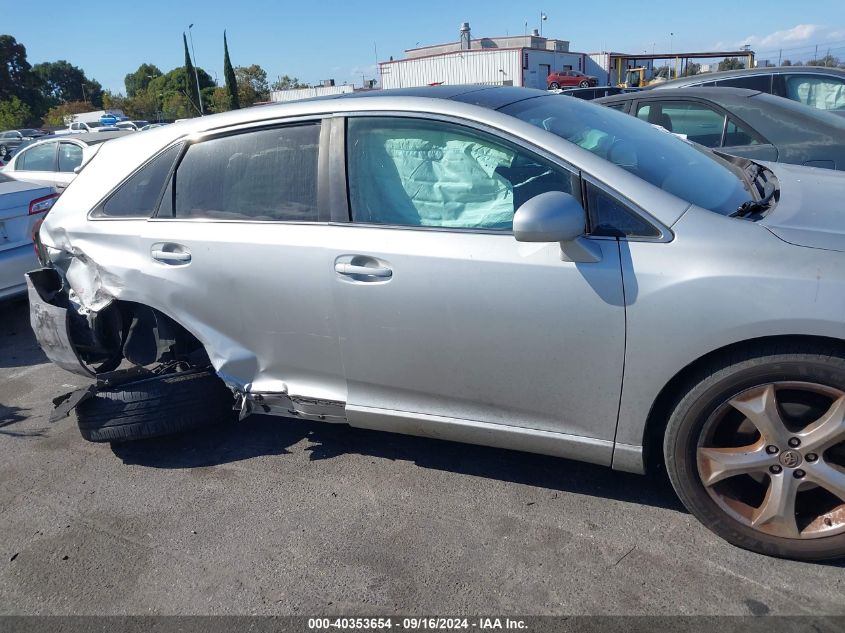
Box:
[132,122,345,401]
[138,221,345,400]
[330,228,625,440]
[334,115,626,440]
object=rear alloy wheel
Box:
[665,349,845,560]
[548,82,560,90]
[579,80,590,88]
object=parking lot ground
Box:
[1,297,844,615]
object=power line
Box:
[753,39,845,57]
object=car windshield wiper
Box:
[733,181,776,217]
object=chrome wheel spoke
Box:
[697,443,774,486]
[808,462,845,503]
[751,473,801,538]
[800,395,845,453]
[728,385,788,445]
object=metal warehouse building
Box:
[379,23,587,90]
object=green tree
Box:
[148,66,213,117]
[271,75,308,91]
[183,33,202,114]
[682,62,701,77]
[210,86,231,113]
[0,96,32,129]
[806,54,840,67]
[223,31,240,110]
[235,64,270,106]
[33,60,103,107]
[124,63,163,98]
[125,90,161,120]
[718,57,745,71]
[160,92,194,120]
[0,35,43,115]
[42,100,92,127]
[102,90,127,113]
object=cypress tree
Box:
[223,30,240,110]
[183,33,201,114]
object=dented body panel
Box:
[30,87,845,475]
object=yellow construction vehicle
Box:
[618,67,649,88]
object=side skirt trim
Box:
[346,404,614,467]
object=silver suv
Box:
[28,86,845,560]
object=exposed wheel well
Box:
[80,299,209,371]
[641,334,845,474]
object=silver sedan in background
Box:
[26,86,845,561]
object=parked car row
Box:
[0,128,51,161]
[596,87,845,170]
[1,131,130,190]
[649,66,845,116]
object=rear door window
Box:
[18,142,56,171]
[723,117,762,147]
[58,143,84,172]
[635,101,725,147]
[717,74,772,92]
[168,124,320,221]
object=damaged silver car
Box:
[28,86,845,561]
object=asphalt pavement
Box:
[1,297,843,615]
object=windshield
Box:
[501,95,752,216]
[20,129,40,136]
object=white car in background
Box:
[0,172,56,299]
[115,120,150,132]
[1,132,129,191]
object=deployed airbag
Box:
[352,128,516,228]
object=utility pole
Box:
[188,23,204,115]
[778,49,782,65]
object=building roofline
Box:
[602,50,755,60]
[405,33,568,54]
[380,46,586,67]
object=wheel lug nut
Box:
[793,469,806,479]
[766,445,779,454]
[770,465,782,474]
[788,438,801,448]
[806,453,818,462]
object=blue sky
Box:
[4,0,845,94]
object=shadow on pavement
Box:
[111,413,686,512]
[0,297,48,369]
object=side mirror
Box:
[513,191,601,263]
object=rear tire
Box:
[664,344,845,561]
[548,82,560,90]
[76,367,237,442]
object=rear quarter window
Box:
[93,143,182,218]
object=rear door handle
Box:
[334,263,392,278]
[151,246,191,264]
